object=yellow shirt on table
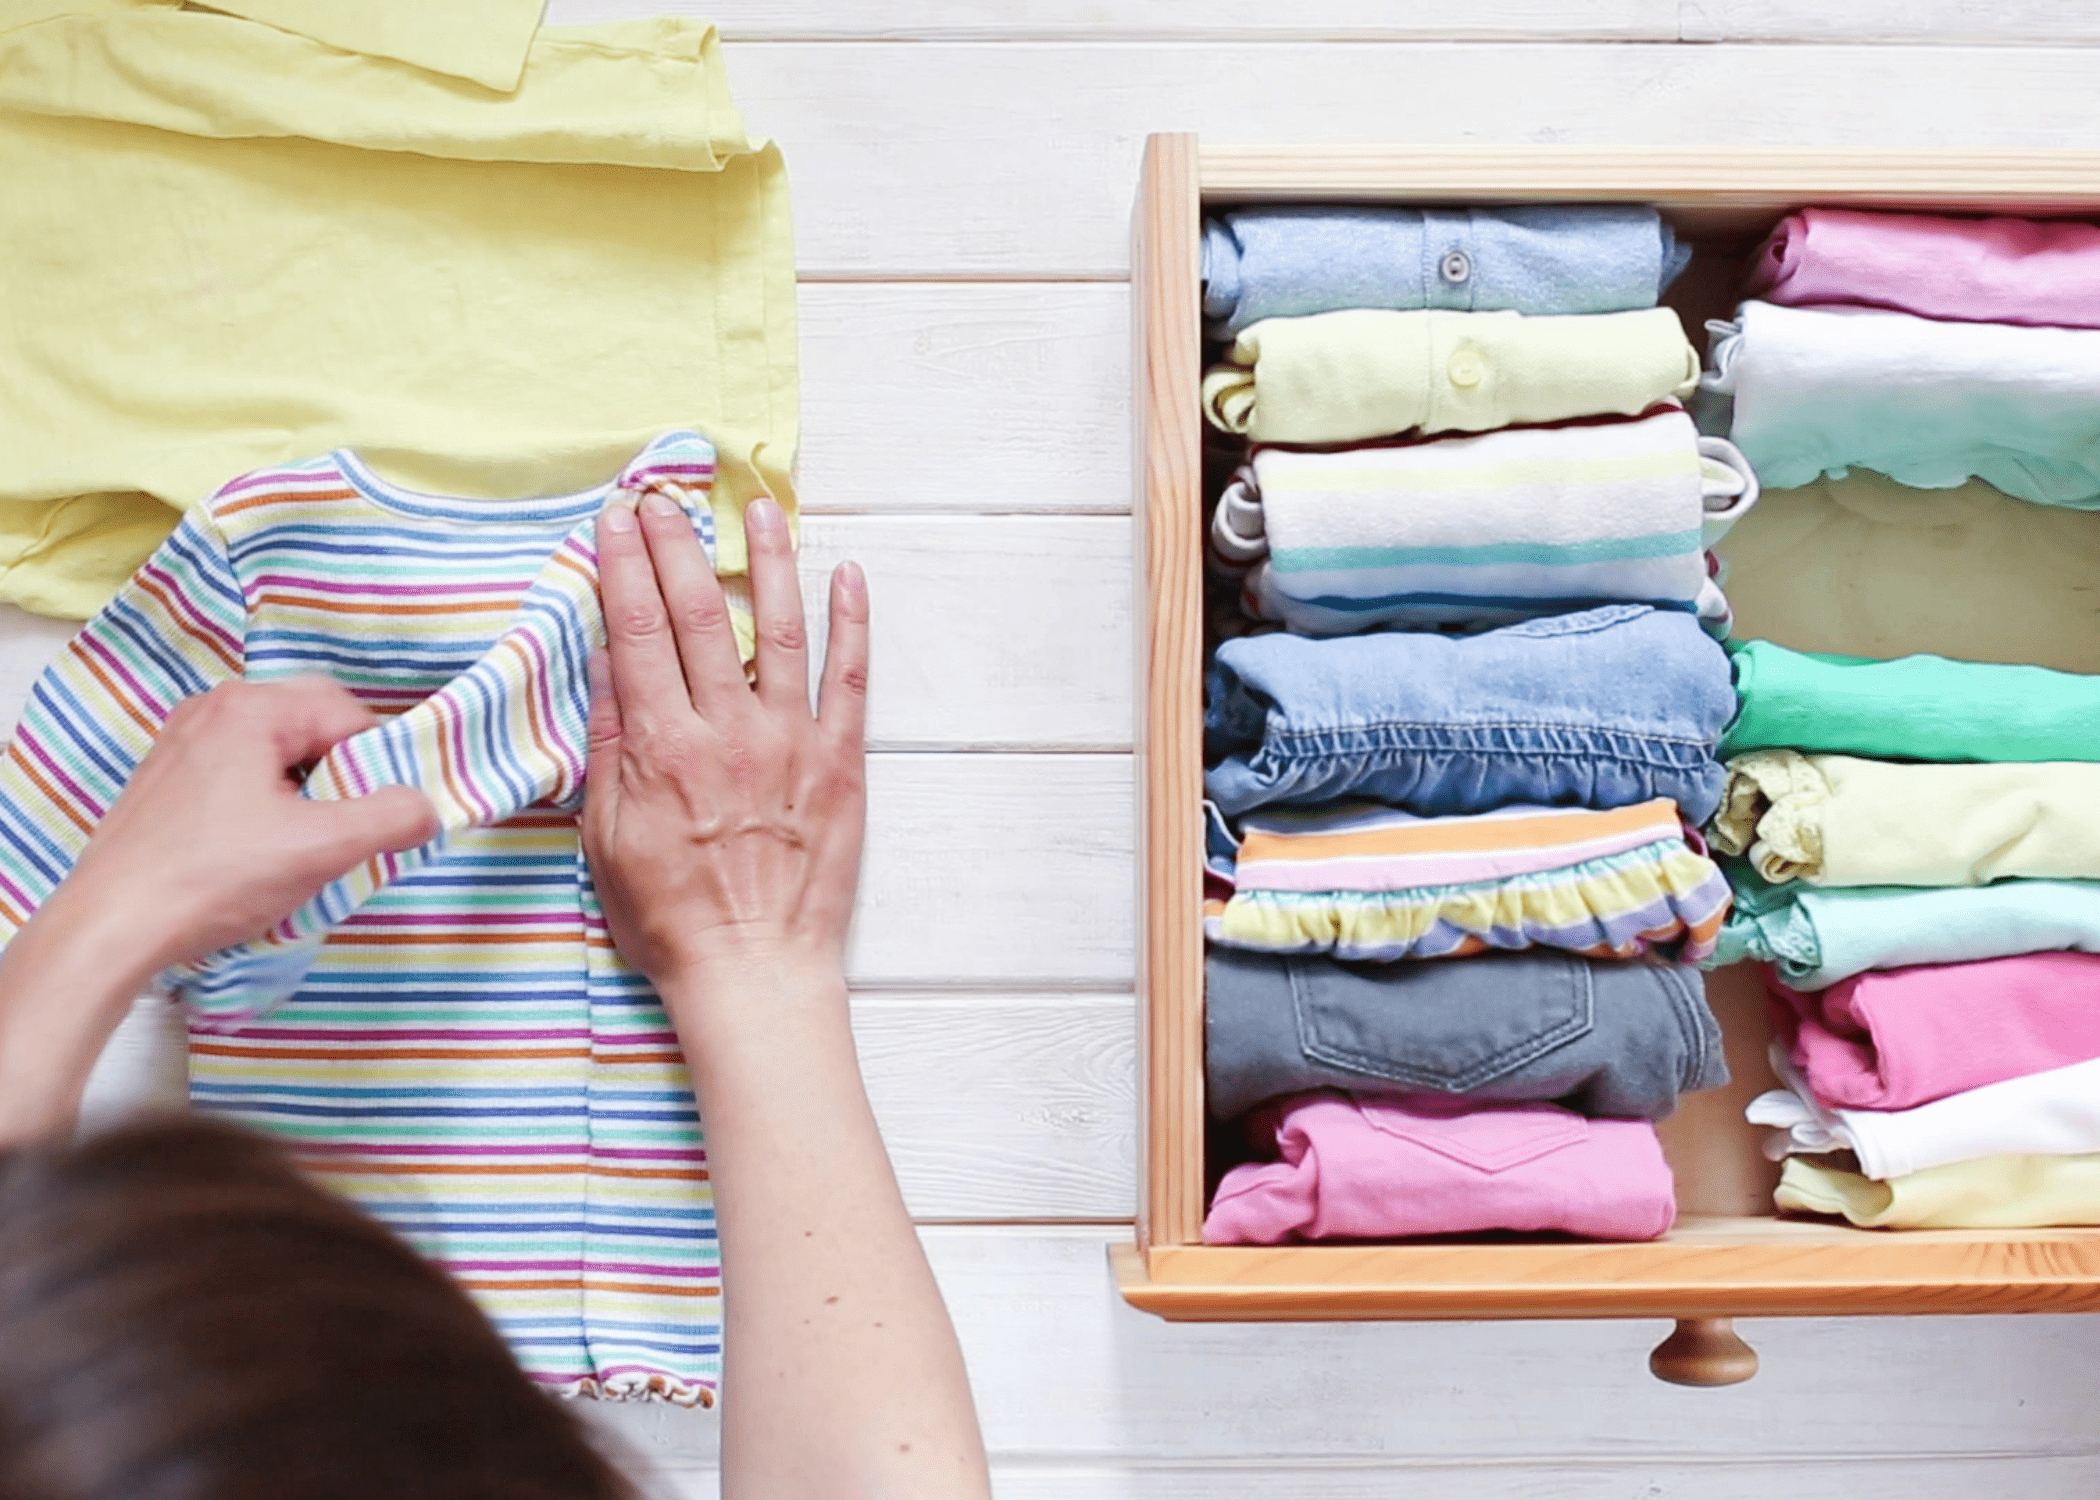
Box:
[0,4,796,650]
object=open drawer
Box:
[1113,134,2100,1384]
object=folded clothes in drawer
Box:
[1751,1046,2100,1179]
[1747,207,2100,330]
[1706,300,2100,506]
[1202,203,1688,337]
[1716,871,2100,989]
[1205,798,1729,963]
[1205,605,1734,820]
[1209,405,1755,634]
[1203,307,1699,446]
[1770,951,2100,1111]
[1777,1152,2100,1230]
[1205,947,1725,1121]
[1710,749,2100,886]
[1721,639,2100,762]
[1204,1091,1676,1245]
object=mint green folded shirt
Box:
[1712,861,2100,989]
[1722,639,2100,762]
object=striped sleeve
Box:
[0,509,248,938]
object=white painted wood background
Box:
[16,1,2100,1494]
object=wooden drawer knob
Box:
[1649,1317,1758,1386]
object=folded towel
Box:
[1211,406,1756,634]
[1202,204,1688,337]
[1714,868,2100,989]
[1205,307,1699,446]
[1746,207,2100,330]
[1206,604,1734,820]
[1749,1044,2100,1179]
[1705,300,2100,506]
[1770,952,2100,1111]
[1205,1092,1676,1244]
[1205,947,1725,1120]
[1776,1152,2100,1229]
[1709,749,2100,887]
[1721,638,2100,762]
[1206,798,1731,963]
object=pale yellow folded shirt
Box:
[0,1,796,639]
[1710,749,2100,887]
[1200,307,1699,445]
[1778,1153,2100,1230]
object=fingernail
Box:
[641,488,682,519]
[837,560,866,600]
[601,495,636,534]
[747,497,784,541]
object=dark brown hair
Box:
[0,1116,637,1500]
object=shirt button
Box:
[1448,349,1485,388]
[1439,249,1472,285]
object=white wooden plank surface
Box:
[798,283,1128,511]
[851,753,1131,987]
[589,1227,2100,1468]
[572,0,2100,46]
[720,43,2100,276]
[801,516,1133,752]
[855,994,1134,1221]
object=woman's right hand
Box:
[580,488,869,1004]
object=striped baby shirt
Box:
[1204,798,1733,963]
[1208,405,1758,635]
[0,431,723,1404]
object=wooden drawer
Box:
[1114,134,2100,1381]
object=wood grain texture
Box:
[797,282,1128,512]
[1117,1222,2100,1321]
[589,1226,2100,1464]
[799,515,1132,752]
[712,43,2100,275]
[851,753,1131,988]
[854,994,1135,1221]
[1133,133,1204,1252]
[567,0,2100,46]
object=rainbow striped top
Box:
[0,432,722,1405]
[1205,797,1732,963]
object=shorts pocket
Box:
[1290,951,1595,1094]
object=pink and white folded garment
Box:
[1770,950,2100,1112]
[1746,206,2100,329]
[1202,1091,1676,1245]
[1749,1044,2100,1180]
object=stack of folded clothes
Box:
[1196,206,1741,1246]
[1704,207,2100,506]
[1707,639,2100,1228]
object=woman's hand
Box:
[67,676,438,973]
[581,489,869,998]
[0,675,436,1143]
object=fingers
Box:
[301,785,439,875]
[635,485,748,720]
[744,497,811,718]
[242,676,381,767]
[816,561,870,750]
[597,490,694,727]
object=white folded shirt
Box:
[1748,1043,2100,1180]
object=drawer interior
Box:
[1126,139,2100,1319]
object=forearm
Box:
[0,886,164,1145]
[661,955,990,1500]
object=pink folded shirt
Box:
[1202,1091,1675,1245]
[1770,949,2100,1112]
[1746,206,2100,329]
